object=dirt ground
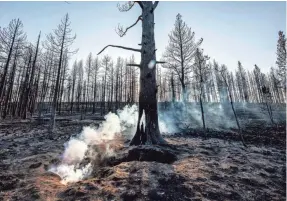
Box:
[0,119,285,201]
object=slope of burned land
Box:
[0,119,285,201]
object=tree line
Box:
[0,12,286,124]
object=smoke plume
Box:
[50,104,171,184]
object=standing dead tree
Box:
[85,53,93,112]
[162,13,203,102]
[276,31,286,92]
[193,48,210,133]
[215,64,247,147]
[92,57,100,114]
[97,1,166,145]
[43,13,77,132]
[0,19,26,115]
[261,85,275,125]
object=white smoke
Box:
[49,111,124,185]
[49,163,92,185]
[49,104,172,184]
[61,139,88,165]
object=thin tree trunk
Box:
[50,24,66,132]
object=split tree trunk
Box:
[130,2,166,145]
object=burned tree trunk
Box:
[98,1,166,145]
[130,2,165,145]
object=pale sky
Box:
[0,1,286,73]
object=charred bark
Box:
[130,2,166,145]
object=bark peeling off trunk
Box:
[130,2,166,146]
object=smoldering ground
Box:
[48,102,285,185]
[0,103,285,201]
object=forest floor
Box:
[0,118,285,201]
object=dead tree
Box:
[1,40,21,118]
[0,19,26,102]
[193,48,210,133]
[261,85,275,125]
[162,13,203,102]
[44,13,77,132]
[276,31,286,92]
[216,65,247,147]
[115,57,123,110]
[18,46,33,118]
[97,1,166,145]
[101,55,111,115]
[171,72,176,103]
[85,53,93,112]
[92,57,100,113]
[76,60,84,113]
[21,31,41,119]
[236,61,249,102]
[70,60,77,113]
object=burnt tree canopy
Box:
[97,1,166,145]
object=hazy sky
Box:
[0,1,286,73]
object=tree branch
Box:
[156,61,166,64]
[127,63,141,67]
[97,45,141,55]
[153,1,159,11]
[116,15,142,37]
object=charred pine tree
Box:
[262,85,275,125]
[98,1,166,145]
[276,31,286,93]
[76,60,84,113]
[19,46,33,118]
[37,51,50,123]
[44,13,77,132]
[1,40,20,118]
[0,19,26,103]
[115,57,121,110]
[21,31,41,119]
[109,61,114,111]
[193,48,210,133]
[85,53,93,112]
[58,50,68,115]
[92,57,100,114]
[101,55,111,115]
[162,13,202,102]
[70,61,77,113]
[236,61,249,102]
[171,72,176,103]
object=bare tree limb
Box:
[153,1,159,11]
[156,61,166,64]
[116,15,142,37]
[97,45,141,55]
[127,63,141,67]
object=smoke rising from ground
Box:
[50,104,172,184]
[49,103,285,184]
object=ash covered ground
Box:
[0,116,285,201]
